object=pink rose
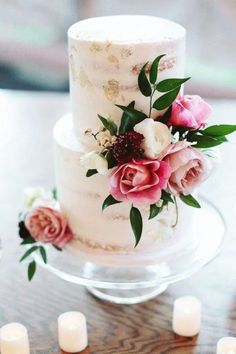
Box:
[164,141,209,195]
[109,159,171,205]
[169,95,212,129]
[25,207,73,247]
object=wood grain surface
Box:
[0,90,236,354]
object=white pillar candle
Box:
[172,296,202,337]
[0,323,30,354]
[58,311,88,353]
[216,337,236,354]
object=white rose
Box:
[80,151,108,175]
[23,187,52,208]
[32,196,58,209]
[134,118,172,159]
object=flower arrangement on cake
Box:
[80,55,236,245]
[18,54,236,280]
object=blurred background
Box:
[0,0,236,97]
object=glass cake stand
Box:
[34,197,225,304]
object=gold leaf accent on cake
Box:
[87,192,101,199]
[131,62,151,75]
[107,54,119,69]
[112,214,129,221]
[121,48,133,58]
[90,42,103,52]
[79,68,93,91]
[103,79,120,102]
[105,41,112,51]
[69,54,79,82]
[159,57,176,72]
[131,57,176,75]
[75,235,130,252]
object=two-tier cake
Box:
[53,15,197,266]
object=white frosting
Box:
[53,116,197,266]
[68,16,185,43]
[52,16,197,266]
[68,15,186,147]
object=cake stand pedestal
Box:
[34,198,225,304]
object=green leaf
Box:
[53,245,62,251]
[39,246,47,264]
[102,195,121,211]
[179,194,201,208]
[156,77,190,92]
[153,87,180,111]
[119,101,135,134]
[138,62,152,97]
[106,150,116,169]
[130,206,143,247]
[28,261,36,281]
[18,220,32,240]
[86,169,98,177]
[158,105,172,125]
[201,124,236,137]
[20,246,38,262]
[98,114,117,136]
[149,204,162,220]
[116,104,147,133]
[52,188,57,200]
[149,54,166,84]
[20,236,36,245]
[161,190,174,205]
[187,134,227,148]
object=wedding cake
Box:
[53,15,196,266]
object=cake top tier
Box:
[68,15,186,145]
[68,15,185,44]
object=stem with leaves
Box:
[138,54,190,118]
[18,216,64,281]
[148,88,155,117]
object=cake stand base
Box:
[34,197,225,304]
[87,284,168,304]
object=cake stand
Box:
[34,197,225,304]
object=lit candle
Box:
[58,311,88,353]
[172,296,202,337]
[216,337,236,354]
[0,323,30,354]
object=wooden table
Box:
[0,90,236,354]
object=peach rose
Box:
[164,141,209,195]
[109,159,171,205]
[25,206,73,247]
[169,95,212,129]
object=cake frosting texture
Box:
[53,15,195,266]
[68,15,186,146]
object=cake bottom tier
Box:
[53,115,198,267]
